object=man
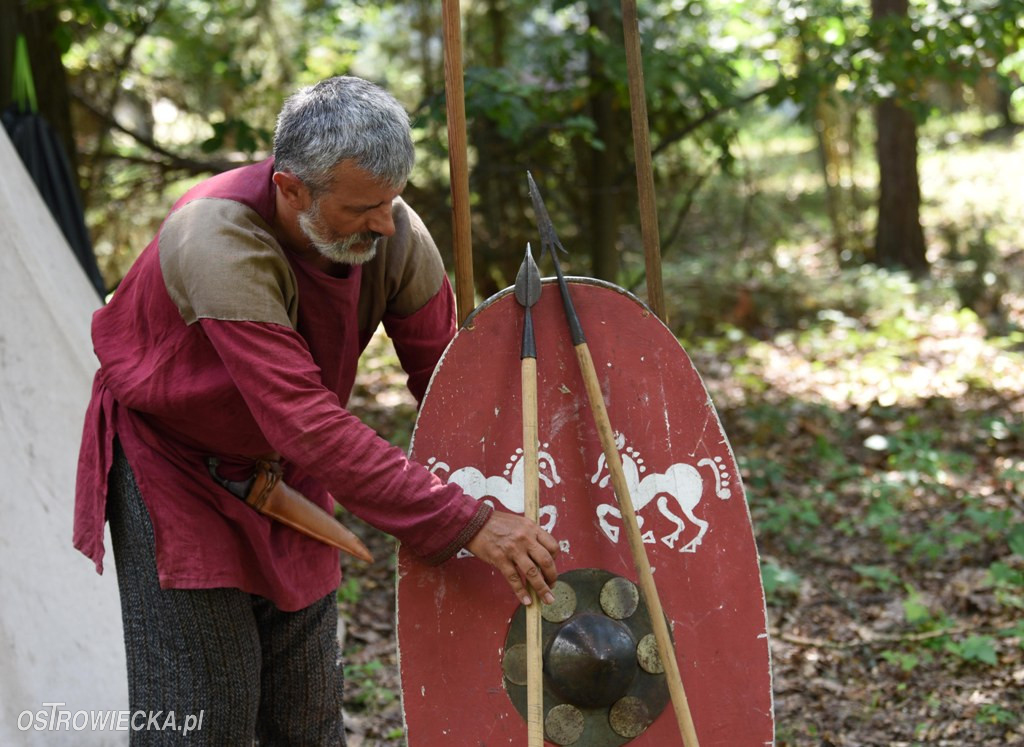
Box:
[74,76,559,744]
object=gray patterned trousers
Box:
[106,443,346,745]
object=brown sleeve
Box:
[159,197,298,327]
[357,198,448,331]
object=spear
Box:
[620,0,666,323]
[514,242,544,747]
[441,0,475,325]
[527,171,700,747]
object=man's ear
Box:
[273,171,312,211]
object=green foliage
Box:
[1009,525,1024,557]
[975,703,1020,727]
[881,648,926,672]
[702,137,1024,728]
[853,564,901,592]
[759,0,1024,122]
[343,658,398,708]
[902,587,941,628]
[462,65,600,148]
[988,562,1024,588]
[202,117,272,155]
[1004,620,1024,646]
[464,68,537,142]
[56,0,1024,294]
[988,561,1024,609]
[760,558,803,602]
[760,494,822,551]
[336,576,363,606]
[945,635,999,665]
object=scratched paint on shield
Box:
[425,428,734,556]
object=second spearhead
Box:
[526,171,567,261]
[514,242,542,310]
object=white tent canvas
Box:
[0,129,127,743]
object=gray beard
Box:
[298,206,381,265]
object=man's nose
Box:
[367,202,396,237]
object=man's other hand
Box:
[464,511,560,607]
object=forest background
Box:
[2,0,1023,744]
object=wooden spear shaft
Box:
[573,343,700,747]
[522,352,544,746]
[516,245,545,747]
[441,0,475,325]
[620,0,667,324]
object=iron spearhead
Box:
[526,171,566,261]
[515,243,541,360]
[514,242,542,309]
[526,171,586,346]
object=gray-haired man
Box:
[75,76,558,743]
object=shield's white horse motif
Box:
[427,448,561,535]
[592,432,732,553]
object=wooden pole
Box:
[573,341,699,747]
[521,353,544,746]
[620,0,667,324]
[441,0,475,325]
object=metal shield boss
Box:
[502,568,671,745]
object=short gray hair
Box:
[273,76,415,195]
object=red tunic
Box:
[74,159,490,611]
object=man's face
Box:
[297,162,404,265]
[298,199,382,265]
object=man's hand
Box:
[465,511,560,607]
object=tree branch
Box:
[771,622,1019,650]
[72,91,240,176]
[650,84,778,161]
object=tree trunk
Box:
[467,0,526,296]
[586,0,621,282]
[871,0,928,275]
[814,94,847,260]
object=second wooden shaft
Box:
[573,342,700,747]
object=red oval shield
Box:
[398,279,773,745]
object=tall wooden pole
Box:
[441,0,475,325]
[620,0,667,324]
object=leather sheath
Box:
[244,460,374,563]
